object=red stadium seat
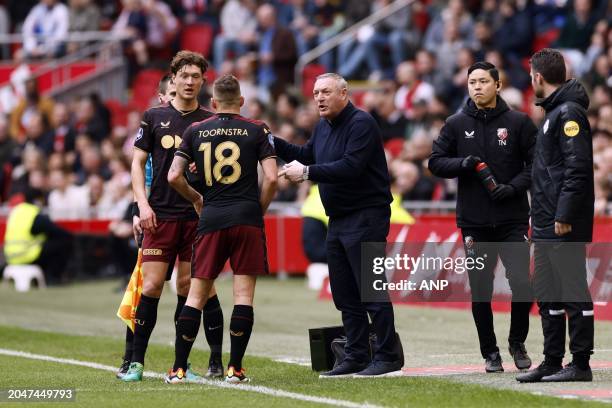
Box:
[130,68,165,111]
[532,28,560,53]
[302,64,326,98]
[106,99,129,127]
[384,138,405,159]
[180,24,214,58]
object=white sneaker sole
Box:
[353,369,404,378]
[318,373,357,379]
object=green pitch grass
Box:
[0,326,605,408]
[0,278,610,407]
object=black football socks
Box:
[173,305,202,371]
[131,294,160,365]
[203,295,224,362]
[229,305,254,371]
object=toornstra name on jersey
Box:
[197,128,249,138]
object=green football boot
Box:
[121,362,144,382]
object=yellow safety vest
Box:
[4,203,45,264]
[301,185,329,226]
[390,193,415,225]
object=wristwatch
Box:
[303,166,309,181]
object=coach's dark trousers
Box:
[533,242,594,362]
[461,224,533,358]
[326,206,398,364]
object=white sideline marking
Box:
[0,348,384,408]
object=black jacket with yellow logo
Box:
[531,79,594,242]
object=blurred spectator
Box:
[435,19,471,80]
[492,0,533,63]
[213,0,258,71]
[112,0,149,76]
[424,0,475,54]
[21,0,69,59]
[23,110,54,156]
[143,0,179,58]
[275,92,301,122]
[394,61,434,119]
[555,0,597,52]
[0,5,9,59]
[67,0,101,53]
[368,81,409,142]
[4,187,74,285]
[10,77,54,143]
[86,173,105,207]
[75,145,110,185]
[0,113,17,166]
[235,55,267,112]
[50,103,77,161]
[175,0,224,27]
[8,145,45,199]
[288,0,320,56]
[338,0,413,80]
[47,167,89,219]
[255,3,298,98]
[415,49,450,98]
[391,159,434,201]
[246,98,267,121]
[74,94,111,143]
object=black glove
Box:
[461,155,482,170]
[491,184,515,202]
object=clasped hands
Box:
[278,160,306,183]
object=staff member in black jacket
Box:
[517,49,594,383]
[277,73,403,377]
[429,62,537,373]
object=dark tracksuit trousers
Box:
[326,206,398,364]
[461,223,533,359]
[533,242,594,364]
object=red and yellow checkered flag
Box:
[116,249,144,332]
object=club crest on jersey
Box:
[464,130,474,139]
[161,121,171,128]
[135,127,143,141]
[497,128,508,146]
[464,236,475,256]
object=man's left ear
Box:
[239,96,245,107]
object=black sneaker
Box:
[516,361,562,383]
[319,360,369,378]
[116,359,131,379]
[354,359,403,377]
[541,362,592,382]
[509,343,532,370]
[205,357,224,378]
[485,352,504,373]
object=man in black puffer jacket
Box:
[516,49,594,384]
[429,62,537,373]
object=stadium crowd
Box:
[0,0,611,222]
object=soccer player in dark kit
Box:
[166,74,277,384]
[121,51,224,382]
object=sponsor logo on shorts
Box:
[143,249,163,256]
